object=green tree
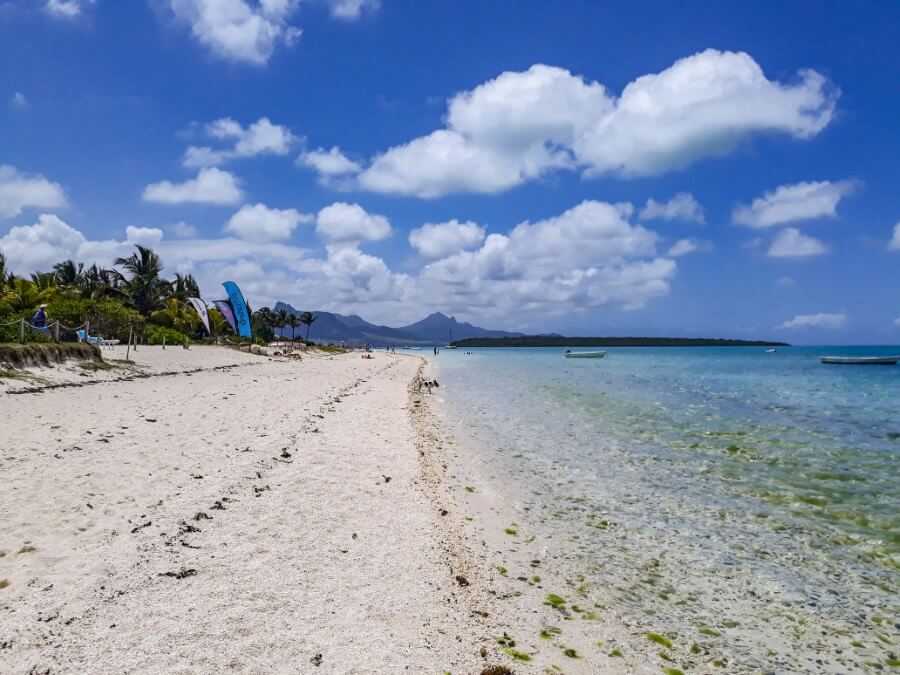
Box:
[169,273,200,301]
[299,311,317,341]
[115,245,170,316]
[53,260,84,287]
[2,278,55,312]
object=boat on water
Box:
[765,348,777,353]
[564,350,607,359]
[821,355,900,365]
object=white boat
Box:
[821,355,899,365]
[765,348,777,353]
[564,350,607,359]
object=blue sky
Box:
[1,0,899,343]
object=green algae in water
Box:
[544,593,566,609]
[502,648,531,662]
[531,575,541,583]
[698,627,720,637]
[722,619,740,628]
[645,633,674,650]
[662,669,686,675]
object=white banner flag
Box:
[188,297,211,335]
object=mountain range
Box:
[272,302,522,346]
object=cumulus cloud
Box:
[780,312,846,329]
[297,146,361,179]
[125,226,164,245]
[184,117,298,168]
[889,222,900,251]
[327,0,379,20]
[419,200,673,315]
[409,220,486,259]
[168,0,302,65]
[225,202,313,241]
[733,180,858,228]
[44,0,93,19]
[315,202,391,244]
[0,198,683,326]
[767,227,827,258]
[169,221,198,238]
[667,239,699,257]
[0,165,67,218]
[640,193,705,224]
[143,168,243,205]
[356,50,837,198]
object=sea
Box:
[431,346,899,672]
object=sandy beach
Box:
[0,347,499,674]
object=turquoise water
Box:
[433,346,900,671]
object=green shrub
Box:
[145,324,190,346]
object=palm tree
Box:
[0,252,8,287]
[275,308,289,340]
[30,271,57,291]
[169,273,200,301]
[115,245,170,316]
[287,314,300,344]
[299,311,317,341]
[79,264,126,300]
[53,260,84,287]
[2,278,55,312]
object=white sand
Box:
[0,348,497,674]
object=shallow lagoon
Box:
[436,346,899,673]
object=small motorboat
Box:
[765,348,777,353]
[564,350,607,359]
[821,355,900,365]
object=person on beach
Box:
[31,304,48,331]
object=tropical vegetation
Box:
[1,246,318,347]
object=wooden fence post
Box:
[19,318,25,344]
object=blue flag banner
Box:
[223,281,253,338]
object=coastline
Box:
[0,348,494,674]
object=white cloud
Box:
[356,50,836,198]
[0,198,683,327]
[733,180,857,228]
[184,117,298,168]
[667,239,698,257]
[297,146,361,179]
[169,221,199,238]
[143,168,243,205]
[125,226,164,245]
[44,0,93,19]
[780,312,846,329]
[315,202,391,244]
[419,200,673,315]
[767,227,828,258]
[225,202,312,241]
[327,0,379,20]
[0,214,86,274]
[0,165,67,218]
[409,220,486,259]
[640,193,705,224]
[889,222,900,251]
[10,92,28,110]
[894,317,900,328]
[168,0,302,65]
